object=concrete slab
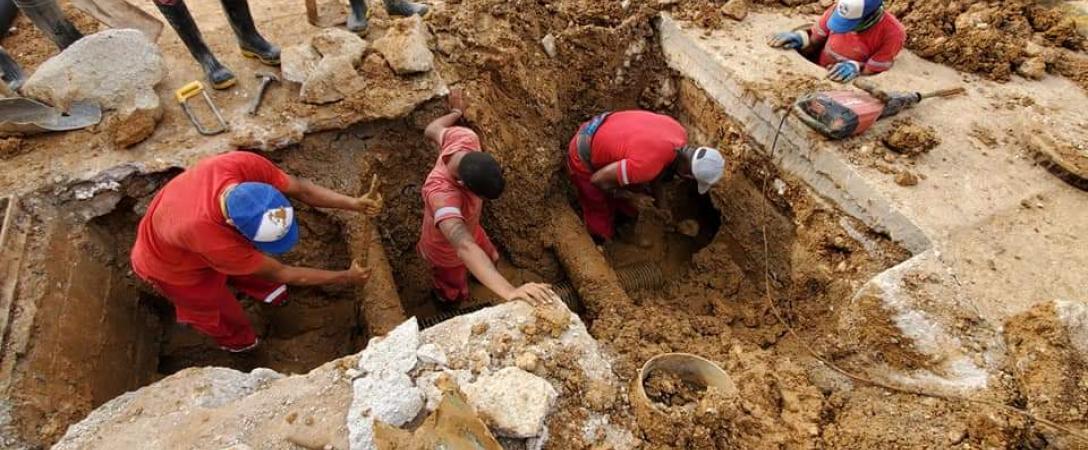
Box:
[658,12,1088,392]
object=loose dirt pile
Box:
[883,119,940,155]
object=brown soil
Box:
[883,119,940,155]
[644,369,708,407]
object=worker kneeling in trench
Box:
[130,151,380,352]
[566,110,726,243]
[418,89,556,308]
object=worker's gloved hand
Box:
[356,174,384,217]
[827,61,861,83]
[768,31,805,50]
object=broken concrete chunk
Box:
[351,370,424,427]
[346,409,375,450]
[1017,56,1047,80]
[281,28,368,104]
[417,343,449,367]
[463,367,558,438]
[372,16,434,75]
[359,316,420,374]
[22,29,165,148]
[541,34,557,58]
[720,0,749,21]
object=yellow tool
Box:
[175,81,228,136]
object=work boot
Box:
[155,0,236,89]
[384,0,428,17]
[0,47,25,92]
[13,0,82,50]
[220,0,280,65]
[347,0,369,33]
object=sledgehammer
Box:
[246,72,279,116]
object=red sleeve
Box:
[808,8,833,47]
[864,19,906,73]
[618,148,676,186]
[184,226,266,275]
[225,151,290,191]
[426,187,465,227]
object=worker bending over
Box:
[131,152,379,352]
[769,0,906,83]
[567,110,726,242]
[418,89,555,306]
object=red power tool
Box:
[793,80,965,140]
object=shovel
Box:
[0,98,102,136]
[70,0,163,41]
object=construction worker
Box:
[155,0,280,89]
[566,110,726,242]
[347,0,429,33]
[418,89,555,306]
[769,0,906,83]
[131,151,381,352]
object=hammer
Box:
[247,72,279,116]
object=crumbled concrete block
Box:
[416,343,448,367]
[350,370,424,445]
[359,317,420,374]
[281,28,368,104]
[463,367,558,438]
[22,29,166,147]
[372,16,434,74]
[346,409,375,450]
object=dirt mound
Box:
[883,119,940,156]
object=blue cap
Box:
[224,182,299,255]
[828,0,882,33]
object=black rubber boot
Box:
[0,46,24,91]
[347,0,368,33]
[156,0,236,89]
[384,0,428,17]
[12,0,82,50]
[220,0,279,65]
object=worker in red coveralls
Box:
[131,151,381,352]
[769,0,906,83]
[566,110,726,242]
[418,89,556,306]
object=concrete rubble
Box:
[372,16,435,75]
[49,302,630,449]
[281,28,369,104]
[22,29,166,148]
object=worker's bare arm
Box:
[281,175,378,214]
[424,88,467,147]
[438,218,555,305]
[589,162,622,191]
[253,255,371,286]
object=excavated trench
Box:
[0,68,913,448]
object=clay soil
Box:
[4,0,1088,448]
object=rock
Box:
[281,28,367,104]
[515,352,539,372]
[1016,56,1047,80]
[351,370,424,427]
[359,317,420,375]
[22,29,166,148]
[895,171,919,187]
[720,0,748,21]
[463,367,558,438]
[676,219,700,237]
[417,343,449,367]
[541,34,557,58]
[372,16,434,75]
[347,411,375,450]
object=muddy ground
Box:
[2,0,1088,448]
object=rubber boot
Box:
[0,46,24,91]
[347,0,368,33]
[220,0,279,65]
[155,0,236,89]
[12,0,82,50]
[384,0,428,17]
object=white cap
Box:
[691,147,725,194]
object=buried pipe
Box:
[546,199,632,313]
[345,218,407,337]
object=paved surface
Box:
[659,12,1088,393]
